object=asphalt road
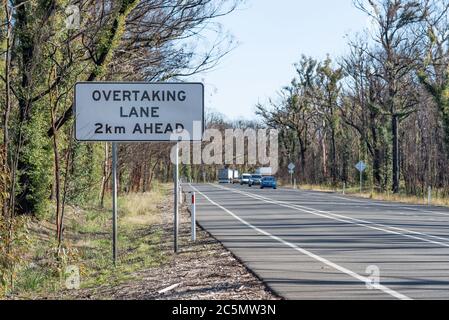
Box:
[184,183,449,300]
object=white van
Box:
[240,174,252,185]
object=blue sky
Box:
[194,0,368,120]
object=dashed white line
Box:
[216,185,449,248]
[278,188,449,217]
[330,195,449,218]
[190,184,412,300]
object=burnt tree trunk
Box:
[392,114,400,194]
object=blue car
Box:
[260,176,277,189]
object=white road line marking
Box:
[279,188,449,217]
[330,195,449,218]
[215,185,449,248]
[190,184,411,301]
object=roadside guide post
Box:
[428,186,432,206]
[191,192,196,242]
[74,82,204,263]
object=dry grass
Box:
[292,184,338,193]
[8,184,173,298]
[284,183,449,208]
[358,191,449,207]
[9,182,276,300]
[120,189,168,226]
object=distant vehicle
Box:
[232,170,240,184]
[218,169,234,184]
[249,174,263,187]
[240,174,252,185]
[260,176,277,189]
[256,167,273,176]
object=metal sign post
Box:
[112,142,118,266]
[360,170,362,194]
[174,142,179,253]
[288,163,295,187]
[355,161,367,194]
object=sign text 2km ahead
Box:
[75,82,204,142]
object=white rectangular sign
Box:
[75,82,204,142]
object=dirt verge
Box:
[48,190,279,300]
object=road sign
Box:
[288,163,295,187]
[75,82,204,142]
[355,161,367,173]
[74,81,204,263]
[355,161,367,194]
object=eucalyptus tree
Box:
[0,0,239,216]
[256,56,318,182]
[341,40,388,188]
[355,0,426,193]
[312,57,344,185]
[416,0,449,150]
[49,0,239,136]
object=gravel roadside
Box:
[58,195,280,300]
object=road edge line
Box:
[190,185,412,301]
[219,185,449,248]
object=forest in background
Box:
[255,0,449,197]
[0,0,239,294]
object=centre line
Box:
[190,184,412,301]
[215,185,449,248]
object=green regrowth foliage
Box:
[18,107,53,219]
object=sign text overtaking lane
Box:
[75,82,204,142]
